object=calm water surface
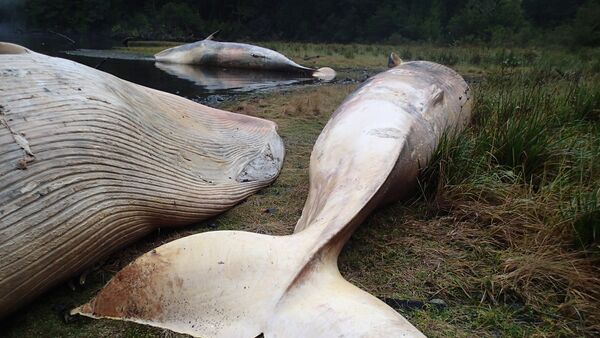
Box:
[1,33,322,103]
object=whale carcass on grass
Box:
[73,58,472,337]
[0,42,284,317]
[154,32,336,81]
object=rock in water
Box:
[0,42,284,317]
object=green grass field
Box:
[3,42,599,337]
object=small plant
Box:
[470,52,482,65]
[400,48,412,60]
[570,84,600,122]
[489,110,557,182]
[432,51,459,66]
[342,49,356,59]
[572,189,600,249]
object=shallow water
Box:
[1,33,326,104]
[65,49,317,97]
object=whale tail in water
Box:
[312,66,336,81]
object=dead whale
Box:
[154,62,313,92]
[0,42,284,317]
[154,32,336,81]
[73,59,472,337]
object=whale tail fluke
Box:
[71,230,291,337]
[388,52,403,68]
[312,67,336,81]
[71,229,424,337]
[265,263,426,337]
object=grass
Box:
[2,43,600,337]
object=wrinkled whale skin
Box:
[0,42,284,317]
[74,60,471,337]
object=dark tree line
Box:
[5,0,600,46]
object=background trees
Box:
[10,0,599,46]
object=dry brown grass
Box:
[227,84,600,336]
[436,184,600,332]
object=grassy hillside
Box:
[3,43,599,337]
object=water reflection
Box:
[0,31,349,102]
[65,49,154,61]
[154,63,316,92]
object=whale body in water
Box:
[154,32,336,81]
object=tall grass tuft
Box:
[412,56,600,334]
[571,189,600,249]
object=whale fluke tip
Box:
[313,67,336,81]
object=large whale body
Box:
[154,32,336,81]
[0,42,284,317]
[73,59,472,337]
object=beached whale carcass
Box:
[154,32,336,81]
[0,42,284,317]
[73,57,471,337]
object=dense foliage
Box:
[4,0,600,45]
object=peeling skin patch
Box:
[367,127,404,139]
[19,181,38,194]
[0,104,36,169]
[12,134,34,157]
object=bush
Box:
[571,1,600,47]
[159,2,203,36]
[572,189,600,249]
